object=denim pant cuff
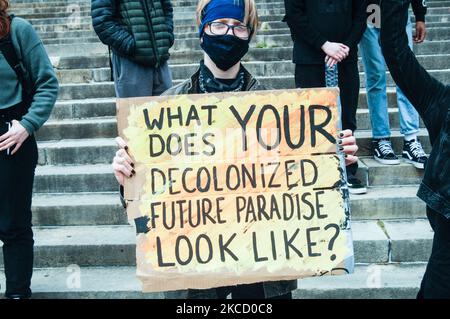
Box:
[400,129,420,136]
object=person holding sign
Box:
[113,0,359,299]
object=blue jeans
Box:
[359,17,420,139]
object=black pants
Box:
[417,207,450,299]
[0,103,37,298]
[295,62,360,176]
[186,282,292,299]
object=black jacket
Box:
[380,0,450,218]
[369,0,427,22]
[91,0,174,67]
[283,0,367,64]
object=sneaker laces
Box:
[378,139,395,156]
[409,140,426,158]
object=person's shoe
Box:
[403,138,428,169]
[347,176,367,195]
[372,138,401,165]
[4,294,31,299]
[4,290,32,299]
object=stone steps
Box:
[0,263,427,299]
[0,220,433,267]
[28,186,425,227]
[10,0,449,12]
[41,25,450,46]
[8,0,450,6]
[37,108,426,143]
[11,2,450,17]
[43,90,417,122]
[171,32,450,51]
[32,148,428,193]
[33,125,431,166]
[27,19,450,35]
[32,192,126,226]
[36,118,117,140]
[34,125,431,166]
[54,55,450,84]
[22,13,450,32]
[293,263,426,299]
[172,26,450,41]
[49,46,450,71]
[50,98,117,120]
[29,21,450,39]
[358,157,426,187]
[55,68,450,99]
[36,138,116,166]
[44,38,450,58]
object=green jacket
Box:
[92,0,174,67]
[162,66,298,299]
[0,17,58,134]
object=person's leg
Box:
[338,60,359,138]
[152,61,173,96]
[231,283,266,299]
[270,292,292,299]
[397,15,428,169]
[337,60,366,194]
[0,134,37,299]
[112,53,155,98]
[359,25,400,166]
[294,64,325,89]
[177,287,230,299]
[231,283,293,299]
[359,25,391,139]
[396,13,420,140]
[417,208,450,299]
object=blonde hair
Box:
[196,0,259,37]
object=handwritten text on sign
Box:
[117,88,353,292]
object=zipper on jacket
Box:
[140,0,160,67]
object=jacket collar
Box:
[186,63,260,94]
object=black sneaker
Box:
[347,176,367,195]
[403,139,428,169]
[372,138,401,165]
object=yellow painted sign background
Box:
[117,88,354,293]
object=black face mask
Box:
[200,33,250,71]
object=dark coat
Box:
[369,0,427,21]
[283,0,367,64]
[381,0,450,218]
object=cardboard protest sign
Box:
[117,88,354,293]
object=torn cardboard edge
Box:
[137,254,353,293]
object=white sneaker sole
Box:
[348,187,368,195]
[373,156,401,165]
[403,158,425,169]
